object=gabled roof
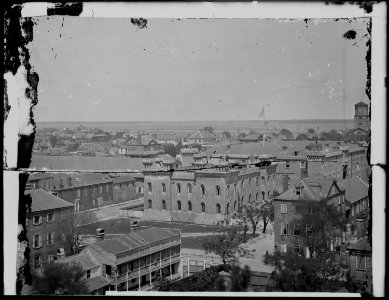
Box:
[55,173,112,189]
[339,177,369,204]
[123,136,143,146]
[28,172,55,181]
[188,130,217,140]
[346,237,371,252]
[81,275,110,293]
[111,175,136,184]
[274,174,338,202]
[25,189,74,212]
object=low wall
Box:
[143,209,172,222]
[143,209,225,225]
[119,210,144,219]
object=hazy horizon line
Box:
[37,118,354,123]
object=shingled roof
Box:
[339,177,369,204]
[346,237,371,252]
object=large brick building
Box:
[142,156,277,225]
[272,174,347,256]
[24,189,74,269]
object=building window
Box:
[226,203,230,214]
[356,255,367,271]
[33,255,42,269]
[216,185,220,196]
[201,202,206,213]
[47,213,55,223]
[256,192,258,201]
[86,270,91,278]
[177,201,181,210]
[162,200,167,210]
[295,187,301,195]
[262,191,265,200]
[248,194,251,202]
[48,254,55,263]
[306,225,313,237]
[188,201,192,211]
[293,245,300,254]
[241,180,244,190]
[293,223,301,236]
[300,161,306,168]
[74,199,80,213]
[281,223,287,235]
[47,232,55,245]
[200,184,205,196]
[177,184,181,194]
[226,185,230,196]
[352,207,355,216]
[248,178,252,186]
[84,188,87,197]
[33,215,42,225]
[280,244,287,254]
[280,203,287,214]
[148,182,152,193]
[148,199,152,209]
[106,184,109,192]
[216,203,221,214]
[99,186,103,194]
[256,176,259,186]
[188,184,192,194]
[286,163,290,169]
[162,183,166,193]
[234,201,237,211]
[33,234,42,249]
[77,189,81,197]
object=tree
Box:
[292,199,347,259]
[248,129,257,134]
[237,200,274,236]
[307,128,316,134]
[295,133,309,141]
[58,212,97,255]
[259,200,275,234]
[31,262,88,295]
[222,131,232,139]
[203,224,253,265]
[203,126,214,133]
[49,136,57,147]
[280,129,294,140]
[230,264,251,291]
[320,130,343,141]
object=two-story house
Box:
[24,189,74,269]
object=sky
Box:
[28,17,370,122]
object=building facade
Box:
[142,157,277,225]
[272,174,347,256]
[24,189,74,269]
[354,101,370,132]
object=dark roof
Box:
[355,101,368,107]
[25,189,73,212]
[346,237,371,252]
[81,275,110,293]
[55,173,112,189]
[28,173,55,181]
[339,177,369,204]
[89,227,180,257]
[112,175,136,184]
[58,250,100,270]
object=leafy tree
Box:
[203,126,214,133]
[280,129,294,140]
[230,264,251,291]
[307,128,316,134]
[203,224,253,265]
[49,136,57,147]
[31,262,88,295]
[222,131,232,139]
[236,200,274,236]
[259,200,275,233]
[320,130,343,141]
[66,141,79,152]
[295,133,309,141]
[292,199,347,258]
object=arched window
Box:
[216,203,221,214]
[148,182,152,192]
[162,183,166,193]
[241,180,244,190]
[201,202,206,213]
[200,184,205,196]
[267,191,270,199]
[262,191,265,200]
[216,185,220,196]
[226,203,230,215]
[234,201,237,211]
[241,196,244,204]
[256,176,259,186]
[248,178,251,186]
[226,185,230,196]
[248,194,251,202]
[177,201,181,210]
[162,200,166,210]
[148,199,152,209]
[256,192,258,201]
[187,184,192,194]
[177,183,181,194]
[188,201,192,211]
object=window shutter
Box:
[52,232,55,244]
[39,216,42,224]
[46,233,49,245]
[39,235,42,247]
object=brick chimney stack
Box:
[282,175,289,193]
[356,214,367,240]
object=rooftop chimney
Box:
[356,214,368,240]
[282,175,289,193]
[96,228,105,241]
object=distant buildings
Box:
[60,227,182,294]
[187,130,218,145]
[24,189,74,269]
[118,136,163,158]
